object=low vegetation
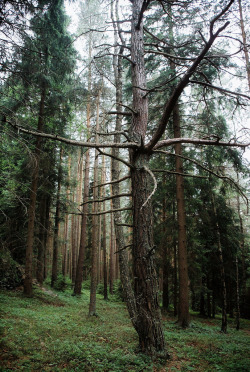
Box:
[0,285,249,371]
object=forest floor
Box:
[0,284,249,371]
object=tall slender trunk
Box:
[162,188,169,311]
[168,7,189,326]
[74,34,92,295]
[62,155,71,277]
[51,147,63,287]
[71,191,77,282]
[24,84,46,296]
[101,156,108,300]
[109,211,114,295]
[110,0,138,328]
[235,256,240,330]
[37,193,50,284]
[173,103,190,327]
[173,202,178,317]
[89,87,101,316]
[211,192,227,333]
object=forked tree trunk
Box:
[24,84,46,296]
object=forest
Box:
[0,0,250,370]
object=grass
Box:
[0,286,249,371]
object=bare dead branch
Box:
[114,244,133,254]
[106,111,132,116]
[87,207,132,216]
[92,175,131,188]
[81,193,132,205]
[96,147,134,169]
[154,137,249,150]
[152,169,208,178]
[115,223,133,228]
[3,120,138,149]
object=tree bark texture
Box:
[131,152,165,354]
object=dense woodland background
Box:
[0,0,250,366]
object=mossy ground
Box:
[0,286,249,371]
